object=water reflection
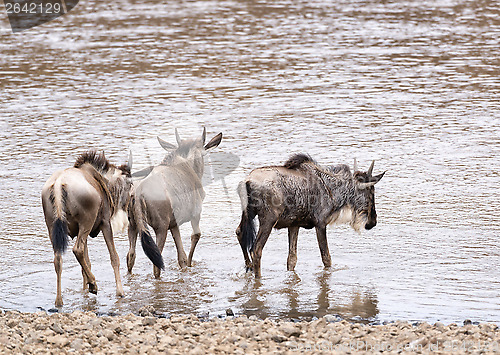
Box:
[234,269,379,321]
[282,273,301,318]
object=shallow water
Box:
[0,0,499,323]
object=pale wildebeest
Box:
[41,150,133,306]
[127,128,223,278]
[236,154,385,278]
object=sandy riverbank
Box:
[1,308,499,354]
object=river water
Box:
[0,0,499,324]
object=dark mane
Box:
[283,153,314,169]
[74,150,111,173]
[118,164,131,177]
[327,164,351,175]
[160,151,176,166]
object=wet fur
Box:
[42,149,132,306]
[236,153,384,278]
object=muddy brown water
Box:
[0,0,499,324]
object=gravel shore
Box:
[1,308,499,354]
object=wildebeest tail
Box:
[237,181,257,252]
[48,185,69,253]
[52,218,69,253]
[140,230,164,270]
[133,196,164,270]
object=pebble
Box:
[0,310,499,354]
[50,322,64,334]
[323,314,340,323]
[226,308,235,317]
[142,317,156,326]
[280,324,301,337]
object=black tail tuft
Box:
[140,230,164,270]
[240,211,256,252]
[52,218,69,253]
[240,182,257,252]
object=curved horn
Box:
[175,128,182,145]
[353,158,358,172]
[358,181,376,189]
[367,160,375,176]
[201,127,206,144]
[128,150,133,170]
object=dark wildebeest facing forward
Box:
[41,150,133,306]
[127,128,222,278]
[236,154,385,278]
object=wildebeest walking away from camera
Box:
[127,128,222,278]
[41,150,133,306]
[236,154,385,278]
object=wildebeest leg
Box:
[170,226,188,269]
[187,216,201,267]
[315,225,332,268]
[73,230,98,294]
[153,226,168,279]
[126,223,138,273]
[252,219,276,278]
[54,251,63,306]
[82,239,90,290]
[101,222,124,297]
[287,226,300,271]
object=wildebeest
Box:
[41,150,133,306]
[236,154,385,278]
[127,128,222,278]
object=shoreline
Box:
[1,308,499,354]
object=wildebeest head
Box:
[108,151,133,233]
[157,128,223,178]
[352,159,385,230]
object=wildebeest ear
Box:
[132,166,154,178]
[370,171,386,183]
[204,132,223,151]
[358,171,385,189]
[157,136,177,150]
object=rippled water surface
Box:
[1,0,499,323]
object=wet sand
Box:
[1,308,499,354]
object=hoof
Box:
[88,283,98,294]
[153,268,162,279]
